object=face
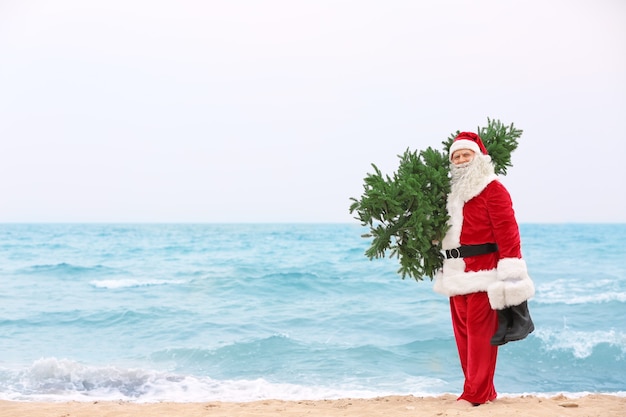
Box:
[451,149,475,165]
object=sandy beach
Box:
[1,394,624,417]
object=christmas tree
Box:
[349,118,522,281]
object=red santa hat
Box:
[449,132,488,161]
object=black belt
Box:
[445,243,498,259]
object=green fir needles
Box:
[349,118,522,281]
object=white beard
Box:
[449,154,497,204]
[441,154,498,250]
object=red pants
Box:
[450,292,499,404]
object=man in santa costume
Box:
[433,131,535,406]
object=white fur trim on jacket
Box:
[433,260,498,297]
[486,258,535,310]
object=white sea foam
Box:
[535,278,626,304]
[90,279,188,289]
[534,328,626,358]
[2,358,624,403]
[0,358,437,403]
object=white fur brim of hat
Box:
[449,139,482,161]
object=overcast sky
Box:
[1,0,624,223]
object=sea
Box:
[0,223,625,403]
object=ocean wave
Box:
[534,328,626,359]
[537,292,626,304]
[1,358,623,403]
[0,358,430,403]
[535,278,626,304]
[90,279,188,289]
[18,263,119,277]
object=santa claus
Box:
[433,131,535,406]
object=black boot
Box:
[503,301,535,343]
[490,308,512,346]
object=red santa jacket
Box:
[433,173,535,309]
